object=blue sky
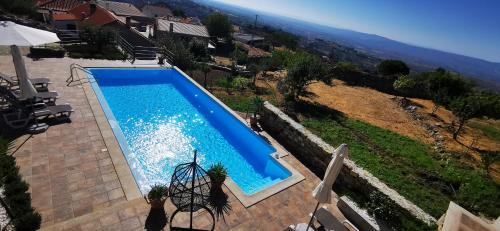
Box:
[213,0,500,62]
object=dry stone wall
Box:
[259,101,436,225]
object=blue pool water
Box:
[89,68,291,195]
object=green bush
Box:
[232,76,250,90]
[0,138,41,231]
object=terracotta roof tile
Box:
[52,12,79,21]
[68,2,119,26]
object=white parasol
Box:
[0,21,60,100]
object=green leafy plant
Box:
[0,138,41,231]
[147,184,168,201]
[232,76,250,90]
[207,163,227,184]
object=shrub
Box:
[232,76,250,90]
[0,140,41,231]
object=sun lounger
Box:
[0,85,58,105]
[0,72,51,91]
[0,86,72,129]
[311,207,359,231]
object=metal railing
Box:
[67,63,95,86]
[56,29,82,44]
[117,35,158,62]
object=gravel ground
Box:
[0,188,14,231]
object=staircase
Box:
[116,27,157,61]
[56,29,82,45]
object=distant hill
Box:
[120,0,500,91]
[194,0,500,91]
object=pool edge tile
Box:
[80,71,142,201]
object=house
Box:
[48,1,156,60]
[97,0,149,27]
[36,0,84,23]
[155,18,210,42]
[233,32,265,46]
[141,4,173,18]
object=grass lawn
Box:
[469,120,500,141]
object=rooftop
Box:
[157,19,209,38]
[68,2,119,26]
[97,0,145,17]
[52,12,79,21]
[37,0,83,12]
[233,32,265,43]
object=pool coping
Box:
[79,69,142,201]
[79,66,304,207]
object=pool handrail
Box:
[67,63,95,86]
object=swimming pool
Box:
[89,68,291,195]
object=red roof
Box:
[52,13,78,21]
[68,3,119,26]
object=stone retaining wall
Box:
[259,102,436,225]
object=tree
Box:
[283,52,331,101]
[0,0,37,15]
[247,63,260,87]
[450,94,482,139]
[271,30,299,50]
[393,75,417,99]
[189,39,208,61]
[160,39,193,71]
[80,26,117,50]
[335,61,358,73]
[426,69,473,115]
[232,45,248,65]
[204,13,232,39]
[199,63,212,88]
[377,60,410,76]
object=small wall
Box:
[258,101,437,225]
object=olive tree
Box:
[204,13,232,39]
[283,52,331,101]
[377,60,410,76]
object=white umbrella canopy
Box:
[312,143,348,203]
[304,144,348,230]
[0,21,60,100]
[0,21,60,46]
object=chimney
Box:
[126,17,131,27]
[169,22,174,33]
[90,1,97,15]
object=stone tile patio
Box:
[0,56,346,230]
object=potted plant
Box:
[207,163,227,193]
[146,184,168,209]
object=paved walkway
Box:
[0,56,344,230]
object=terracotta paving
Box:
[0,56,345,230]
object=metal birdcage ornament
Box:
[169,150,214,230]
